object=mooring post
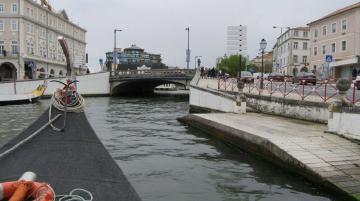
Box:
[236,78,246,114]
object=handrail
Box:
[217,77,360,105]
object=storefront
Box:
[330,57,360,79]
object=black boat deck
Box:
[0,109,142,201]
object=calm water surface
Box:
[0,97,340,201]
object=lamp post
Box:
[195,56,202,68]
[260,38,267,90]
[185,27,190,69]
[273,26,290,35]
[113,29,122,72]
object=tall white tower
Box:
[227,25,247,56]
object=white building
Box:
[273,27,310,76]
[0,0,87,81]
[227,25,247,57]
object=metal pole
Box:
[239,55,242,78]
[261,50,264,89]
[113,30,116,72]
[194,56,196,68]
[186,27,190,69]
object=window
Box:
[342,41,347,51]
[11,20,18,31]
[0,41,4,55]
[322,26,327,36]
[26,23,30,33]
[12,4,17,13]
[0,4,4,13]
[342,19,347,31]
[293,55,298,63]
[26,8,30,15]
[331,43,336,53]
[314,29,318,38]
[294,31,299,37]
[26,39,34,55]
[303,31,308,37]
[322,45,326,54]
[303,42,308,50]
[11,41,18,54]
[0,20,3,32]
[293,42,298,49]
[302,56,308,64]
[332,23,337,33]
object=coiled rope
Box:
[55,188,93,201]
[49,80,85,132]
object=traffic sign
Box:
[326,55,333,63]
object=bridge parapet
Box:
[110,69,196,81]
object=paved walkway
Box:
[184,113,360,200]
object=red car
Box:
[292,72,317,85]
[268,72,285,82]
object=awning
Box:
[330,57,359,68]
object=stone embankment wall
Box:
[328,107,360,140]
[190,71,243,113]
[190,86,240,113]
[0,72,110,97]
[245,94,330,123]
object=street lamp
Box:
[185,27,190,69]
[113,29,122,72]
[273,26,290,35]
[195,56,202,68]
[260,38,267,90]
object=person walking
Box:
[352,68,358,80]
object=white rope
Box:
[49,90,85,132]
[51,90,85,113]
[55,188,93,201]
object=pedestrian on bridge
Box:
[201,67,205,78]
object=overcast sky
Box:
[51,0,359,72]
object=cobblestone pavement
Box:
[191,112,360,200]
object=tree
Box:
[247,63,257,73]
[216,55,247,76]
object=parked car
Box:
[292,72,317,85]
[268,72,285,82]
[355,76,360,90]
[240,71,254,83]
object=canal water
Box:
[0,97,340,201]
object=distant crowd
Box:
[200,67,225,79]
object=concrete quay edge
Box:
[178,114,360,201]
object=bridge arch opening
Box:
[111,79,187,96]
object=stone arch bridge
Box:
[110,69,196,95]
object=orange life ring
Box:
[0,181,54,201]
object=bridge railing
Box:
[217,77,360,105]
[110,69,196,79]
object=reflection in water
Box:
[0,97,339,201]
